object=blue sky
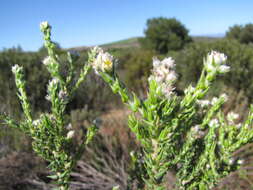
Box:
[1,0,253,51]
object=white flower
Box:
[208,51,227,65]
[152,57,161,67]
[205,51,229,74]
[11,64,22,73]
[221,93,228,102]
[40,21,50,31]
[67,130,75,139]
[227,112,239,124]
[166,71,177,83]
[238,159,244,165]
[92,46,103,54]
[32,119,41,126]
[66,123,72,130]
[92,47,114,73]
[161,57,175,69]
[192,125,200,132]
[59,90,67,100]
[43,56,53,66]
[228,158,234,165]
[192,125,205,139]
[154,75,164,83]
[49,78,59,87]
[150,57,177,98]
[236,123,242,128]
[209,119,219,126]
[197,99,211,108]
[47,78,59,95]
[218,65,230,73]
[184,85,195,94]
[160,84,175,98]
[211,97,218,105]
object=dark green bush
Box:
[226,23,253,44]
[123,49,154,93]
[173,39,253,101]
[141,17,192,54]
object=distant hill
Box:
[66,35,224,51]
[100,37,141,49]
[65,45,89,52]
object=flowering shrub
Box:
[1,22,253,190]
[91,46,253,189]
[0,22,99,190]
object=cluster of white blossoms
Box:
[40,21,50,31]
[45,78,60,101]
[208,93,228,105]
[209,118,219,127]
[48,78,59,89]
[66,130,75,139]
[191,125,205,139]
[149,57,177,98]
[204,50,230,73]
[227,111,239,125]
[32,119,41,127]
[43,56,54,66]
[196,99,211,108]
[11,64,22,74]
[91,46,114,74]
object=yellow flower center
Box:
[104,59,112,67]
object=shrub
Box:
[2,22,253,190]
[226,23,253,44]
[92,46,253,189]
[0,22,99,190]
[141,17,192,54]
[124,50,154,93]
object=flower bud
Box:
[43,56,53,66]
[67,130,75,139]
[208,51,227,65]
[91,47,114,74]
[218,65,230,73]
[227,112,239,124]
[205,50,230,74]
[40,21,50,32]
[11,64,22,74]
[209,119,219,127]
[197,99,211,108]
[149,57,177,98]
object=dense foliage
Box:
[174,39,253,102]
[141,17,192,54]
[226,24,253,44]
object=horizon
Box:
[1,0,252,51]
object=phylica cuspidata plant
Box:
[0,22,99,190]
[90,47,253,190]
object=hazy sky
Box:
[1,0,253,51]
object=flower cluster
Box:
[91,47,114,74]
[196,99,211,108]
[42,56,54,66]
[204,50,230,73]
[227,111,239,125]
[11,64,22,74]
[149,57,177,98]
[40,21,50,32]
